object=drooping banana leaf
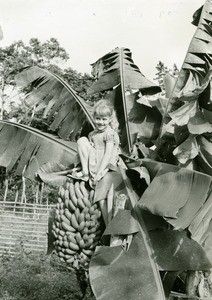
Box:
[165,0,212,113]
[15,66,95,140]
[90,163,212,299]
[87,47,161,153]
[133,159,212,262]
[0,120,77,180]
[90,167,166,300]
[103,209,211,272]
[158,0,212,174]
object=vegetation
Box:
[0,37,95,205]
[0,38,95,127]
[0,1,211,300]
[0,249,95,300]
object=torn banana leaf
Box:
[158,1,212,174]
[0,120,77,180]
[15,66,95,140]
[165,0,212,108]
[87,47,161,95]
[87,47,161,153]
[168,0,212,110]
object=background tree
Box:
[0,38,95,205]
[154,61,179,95]
[0,38,95,127]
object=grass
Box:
[0,248,95,300]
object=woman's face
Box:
[94,114,111,132]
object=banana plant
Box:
[13,55,167,299]
[15,51,162,155]
[3,3,211,297]
[157,0,212,175]
[87,47,162,153]
[89,166,166,300]
[90,160,212,299]
[149,2,212,296]
[15,66,95,141]
[0,120,77,181]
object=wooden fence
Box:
[0,201,55,255]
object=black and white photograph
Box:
[0,0,211,299]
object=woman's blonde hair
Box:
[93,99,119,132]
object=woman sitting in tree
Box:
[69,99,120,187]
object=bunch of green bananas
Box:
[52,179,102,269]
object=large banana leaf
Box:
[15,66,95,140]
[87,47,161,153]
[104,210,211,270]
[90,164,212,299]
[89,167,166,300]
[87,47,160,94]
[158,0,212,174]
[110,86,162,151]
[90,233,165,300]
[133,159,212,262]
[165,0,212,113]
[0,120,77,180]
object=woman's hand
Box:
[90,172,103,188]
[94,170,105,182]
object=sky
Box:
[0,0,204,82]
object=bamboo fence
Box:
[0,201,55,255]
